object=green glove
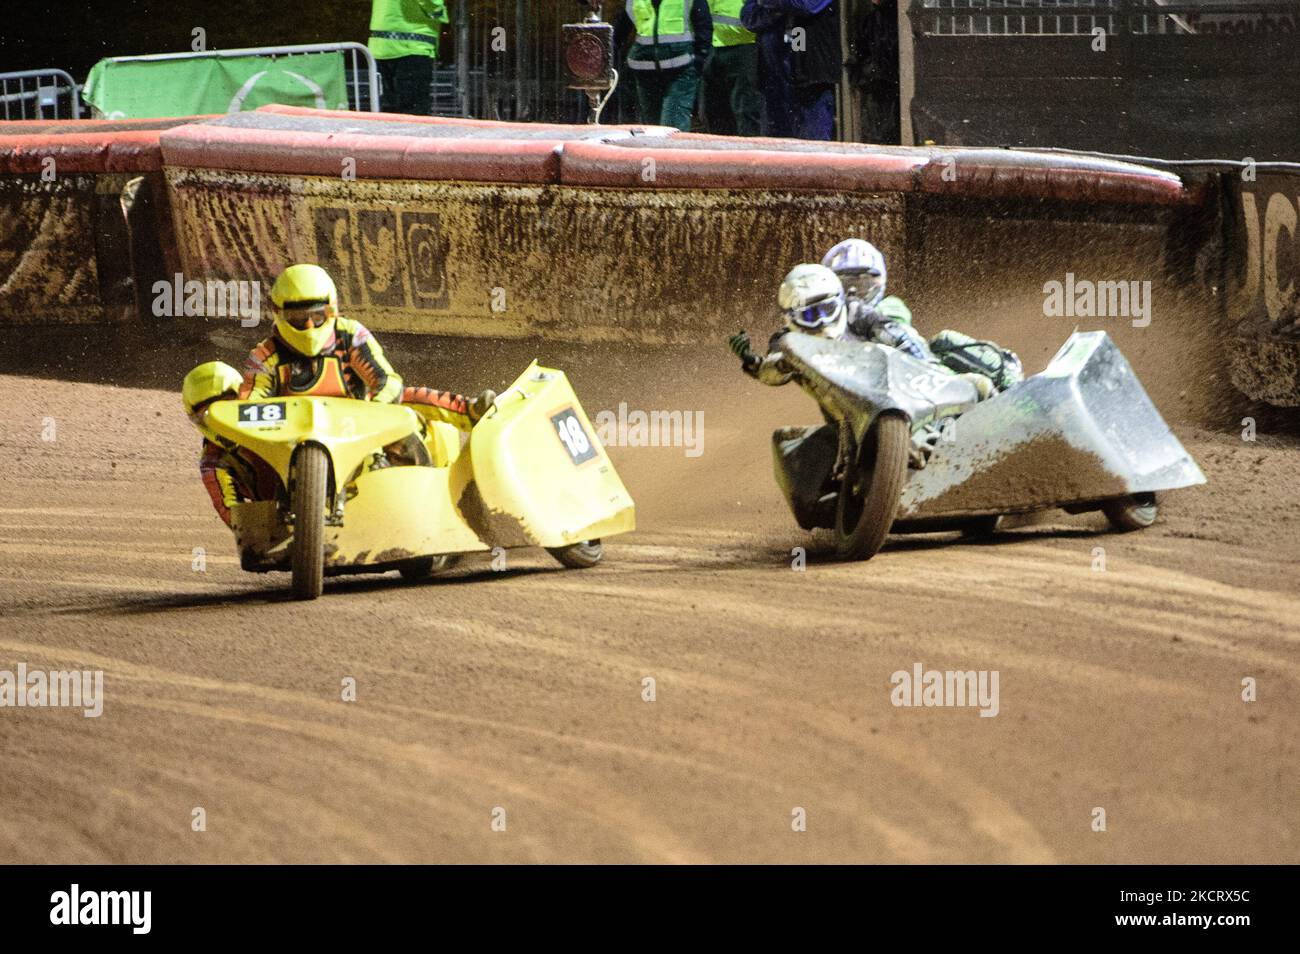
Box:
[728,330,754,362]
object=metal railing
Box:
[439,1,636,124]
[0,69,83,120]
[916,0,1299,36]
[98,43,381,113]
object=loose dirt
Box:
[0,317,1295,862]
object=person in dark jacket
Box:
[850,0,900,144]
[741,0,792,135]
[741,0,841,140]
[613,1,714,131]
[784,0,841,140]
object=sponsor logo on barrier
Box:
[312,206,450,312]
[1238,175,1300,329]
[1184,12,1297,34]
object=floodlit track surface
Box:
[1,330,1297,864]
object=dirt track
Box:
[1,323,1297,864]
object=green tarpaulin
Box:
[84,52,349,119]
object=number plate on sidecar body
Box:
[237,402,286,425]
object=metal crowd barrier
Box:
[0,69,83,120]
[916,0,1298,37]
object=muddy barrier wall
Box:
[0,119,191,324]
[152,106,1188,346]
[1222,168,1300,404]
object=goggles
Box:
[789,296,842,329]
[279,302,332,330]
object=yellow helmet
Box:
[182,361,243,433]
[270,263,339,356]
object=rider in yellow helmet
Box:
[182,361,277,527]
[242,263,493,426]
[240,263,405,404]
[182,361,243,438]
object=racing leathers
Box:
[736,294,1021,402]
[240,314,475,429]
[736,293,929,386]
[844,295,931,360]
[840,284,1023,392]
[928,328,1023,393]
[241,314,405,403]
[198,440,278,527]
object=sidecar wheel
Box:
[1103,492,1158,532]
[398,554,459,580]
[290,445,328,600]
[961,515,1002,539]
[547,539,603,569]
[835,413,910,561]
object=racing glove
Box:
[728,330,761,373]
[468,388,497,423]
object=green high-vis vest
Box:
[368,0,449,60]
[628,0,694,46]
[708,0,755,47]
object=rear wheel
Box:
[547,539,603,569]
[290,445,329,600]
[1103,492,1159,532]
[835,414,910,561]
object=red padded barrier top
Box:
[256,103,679,138]
[0,130,165,173]
[560,139,924,192]
[915,148,1188,206]
[0,103,1185,204]
[159,121,567,183]
[575,132,1189,205]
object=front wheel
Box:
[547,539,603,569]
[1102,492,1158,532]
[835,414,910,561]
[290,444,329,600]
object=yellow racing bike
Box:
[202,362,635,600]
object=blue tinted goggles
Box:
[790,297,841,329]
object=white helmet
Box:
[822,239,886,308]
[779,264,846,338]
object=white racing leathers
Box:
[745,295,1016,402]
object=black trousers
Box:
[377,55,434,116]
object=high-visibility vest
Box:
[708,0,755,47]
[628,0,694,47]
[368,0,449,61]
